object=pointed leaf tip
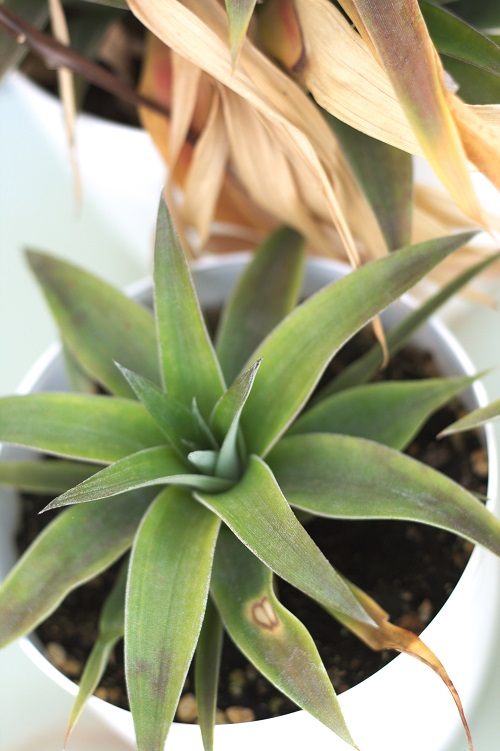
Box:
[225,0,258,67]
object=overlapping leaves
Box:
[0,200,498,751]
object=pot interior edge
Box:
[0,254,498,749]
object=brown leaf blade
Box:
[340,0,484,225]
[339,582,474,751]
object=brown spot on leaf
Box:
[250,596,280,631]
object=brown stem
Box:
[0,4,169,117]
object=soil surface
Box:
[16,332,488,724]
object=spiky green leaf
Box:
[421,0,500,76]
[327,114,413,250]
[154,200,225,417]
[290,375,477,450]
[440,398,500,436]
[195,455,372,626]
[27,251,159,397]
[126,488,220,751]
[211,360,261,480]
[194,598,223,751]
[0,460,97,494]
[268,434,500,554]
[211,527,354,745]
[65,560,128,743]
[45,446,231,509]
[216,226,305,384]
[0,394,165,462]
[322,248,496,397]
[116,364,199,456]
[241,233,475,456]
[0,490,152,647]
[225,0,258,65]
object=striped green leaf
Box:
[0,490,153,647]
[45,447,231,510]
[27,250,159,397]
[0,394,165,463]
[240,233,474,456]
[211,527,354,745]
[215,226,305,384]
[268,434,500,554]
[196,455,372,626]
[154,200,225,418]
[126,488,220,751]
[290,375,476,450]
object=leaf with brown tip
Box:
[339,0,484,226]
[338,582,474,751]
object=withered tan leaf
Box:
[342,582,474,751]
[338,1,483,226]
[48,0,79,202]
[129,0,361,263]
[180,89,229,247]
[170,49,203,170]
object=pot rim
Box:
[3,253,499,750]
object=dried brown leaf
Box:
[180,89,229,247]
[343,584,474,751]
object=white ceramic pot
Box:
[1,256,499,751]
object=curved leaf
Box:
[327,114,413,251]
[0,394,165,462]
[444,0,500,30]
[215,226,305,384]
[211,360,261,480]
[154,199,225,417]
[268,434,500,555]
[45,446,231,510]
[421,0,500,76]
[0,460,97,494]
[195,455,373,626]
[116,364,199,456]
[442,55,500,105]
[440,398,500,436]
[65,560,128,745]
[211,526,355,745]
[340,0,483,224]
[336,580,473,751]
[126,488,220,751]
[290,375,477,450]
[0,489,153,647]
[241,233,474,456]
[321,248,494,398]
[194,597,223,751]
[27,251,159,397]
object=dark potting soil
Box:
[16,332,488,724]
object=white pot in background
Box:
[0,256,499,751]
[0,72,166,396]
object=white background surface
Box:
[1,72,500,750]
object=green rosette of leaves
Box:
[1,199,499,751]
